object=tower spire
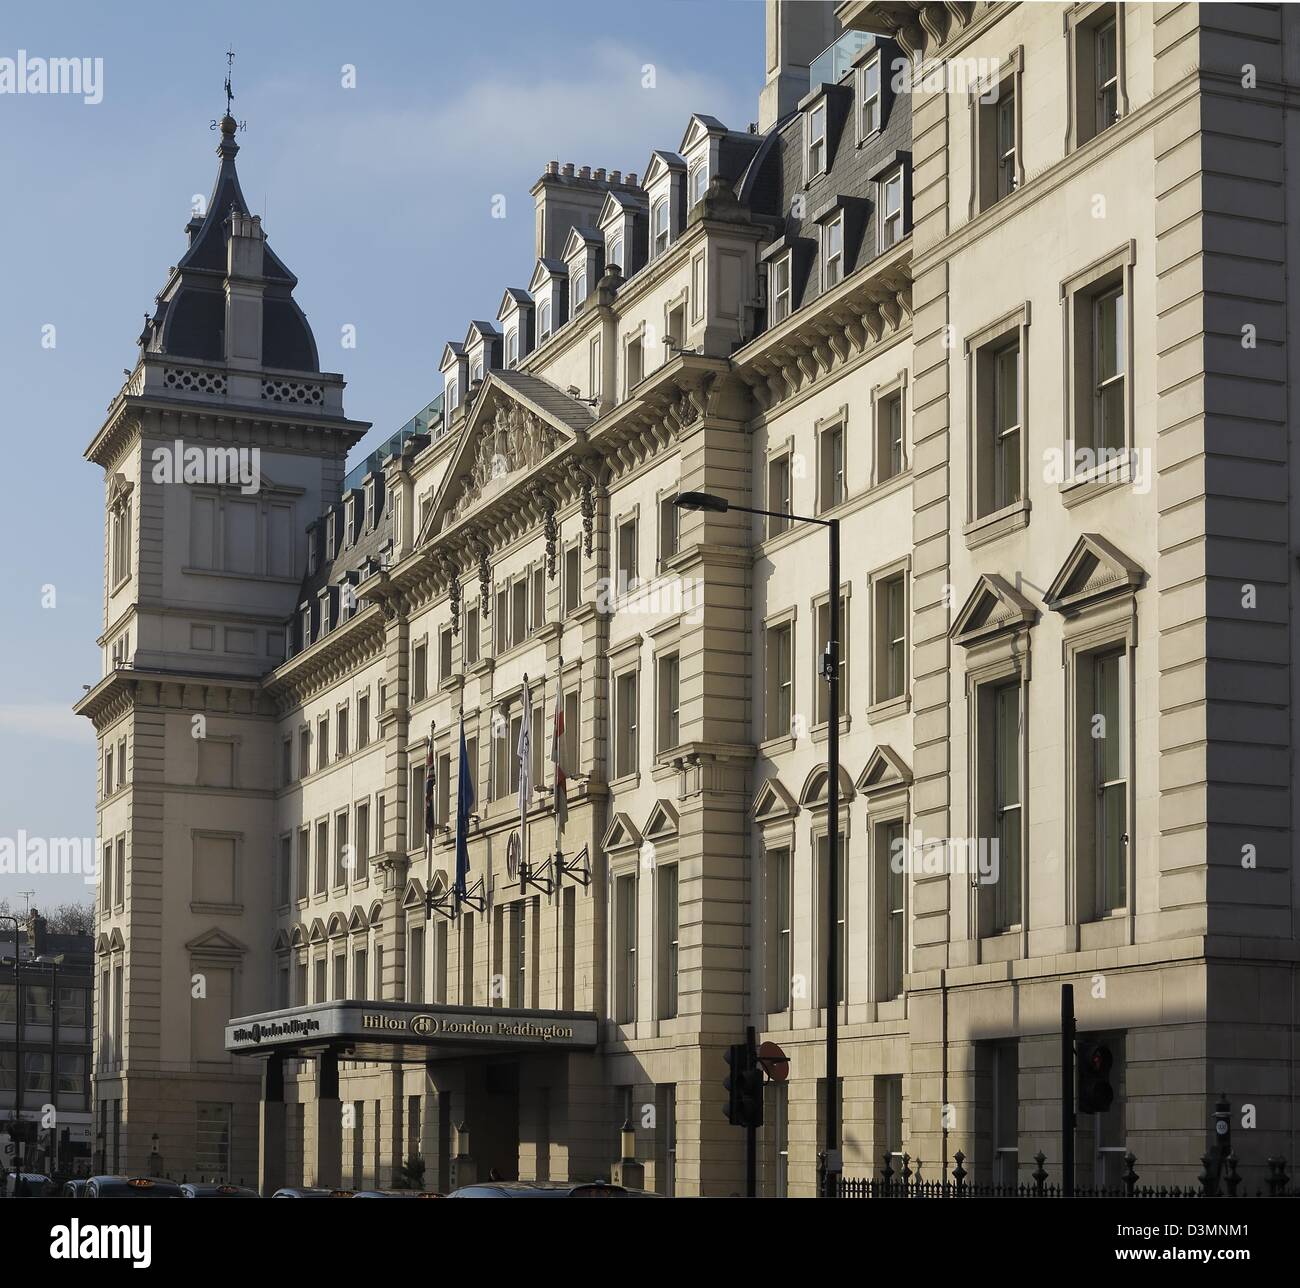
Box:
[224,46,235,117]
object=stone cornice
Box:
[73,665,273,733]
[263,603,387,709]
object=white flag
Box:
[517,675,532,833]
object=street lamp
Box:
[675,490,842,1196]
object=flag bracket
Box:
[556,844,591,889]
[425,886,458,922]
[521,854,555,897]
[457,876,486,915]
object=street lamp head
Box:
[674,491,729,513]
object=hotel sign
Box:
[226,1002,597,1054]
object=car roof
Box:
[451,1180,628,1197]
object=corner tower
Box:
[77,114,368,1181]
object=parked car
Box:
[351,1189,443,1198]
[448,1180,631,1198]
[83,1176,183,1198]
[180,1182,260,1198]
[271,1186,356,1198]
[61,1179,89,1198]
[5,1172,55,1197]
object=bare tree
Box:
[43,901,96,936]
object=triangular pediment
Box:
[439,341,465,374]
[680,113,725,154]
[602,811,643,854]
[799,763,856,810]
[107,472,134,504]
[107,927,125,953]
[950,574,1038,647]
[644,150,686,186]
[348,905,368,934]
[597,189,645,231]
[752,777,799,824]
[643,799,680,842]
[528,257,567,293]
[856,745,913,796]
[185,926,247,957]
[497,288,532,322]
[271,928,290,953]
[289,923,307,949]
[1046,533,1144,616]
[561,226,601,262]
[419,374,592,543]
[402,877,426,910]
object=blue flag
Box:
[454,715,475,898]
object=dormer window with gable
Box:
[538,298,552,340]
[572,265,587,309]
[471,358,483,384]
[497,288,534,369]
[644,150,685,261]
[446,377,460,416]
[326,512,337,561]
[607,234,623,271]
[440,340,468,429]
[528,259,568,344]
[365,479,376,530]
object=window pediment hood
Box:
[602,811,643,854]
[752,776,799,824]
[799,762,855,810]
[185,926,247,957]
[418,372,595,542]
[856,744,912,796]
[950,573,1038,648]
[1045,533,1145,616]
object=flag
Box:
[551,666,568,834]
[518,675,532,836]
[424,723,436,845]
[454,714,475,899]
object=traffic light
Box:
[1077,1039,1114,1114]
[723,1035,765,1129]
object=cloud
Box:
[0,704,95,745]
[274,41,756,185]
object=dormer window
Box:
[807,102,827,178]
[652,199,670,257]
[446,377,460,416]
[300,605,311,649]
[326,513,337,561]
[823,214,844,288]
[608,235,623,271]
[307,530,318,576]
[348,497,360,546]
[881,167,904,248]
[689,161,708,207]
[572,266,588,308]
[770,253,792,324]
[470,359,483,385]
[539,299,552,340]
[365,480,376,530]
[859,55,881,138]
[506,329,519,368]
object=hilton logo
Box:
[232,1017,321,1045]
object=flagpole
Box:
[425,718,434,921]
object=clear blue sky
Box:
[0,0,765,912]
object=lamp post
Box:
[674,491,841,1197]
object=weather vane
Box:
[224,46,235,116]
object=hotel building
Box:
[77,1,1300,1195]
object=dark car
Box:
[180,1182,260,1198]
[84,1176,183,1199]
[448,1180,631,1198]
[351,1189,443,1198]
[270,1186,356,1198]
[5,1172,56,1197]
[61,1179,89,1198]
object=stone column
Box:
[258,1054,287,1197]
[309,1049,342,1189]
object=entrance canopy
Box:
[225,999,599,1063]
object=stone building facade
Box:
[78,1,1300,1195]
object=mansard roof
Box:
[137,116,320,373]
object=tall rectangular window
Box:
[875,574,907,703]
[356,694,370,747]
[512,578,528,648]
[859,55,881,137]
[765,847,791,1012]
[412,643,428,703]
[614,873,638,1023]
[317,717,329,771]
[409,925,425,1003]
[994,1042,1019,1186]
[807,101,826,177]
[278,835,292,907]
[815,594,848,724]
[1088,648,1129,914]
[563,546,581,615]
[765,622,793,740]
[1095,16,1119,135]
[617,519,638,594]
[355,801,370,882]
[880,819,905,999]
[336,705,349,759]
[770,253,792,325]
[819,423,844,512]
[658,495,679,565]
[877,389,904,482]
[656,864,679,1020]
[1093,287,1125,451]
[881,168,904,248]
[767,453,791,536]
[297,827,309,900]
[461,912,475,1005]
[657,653,680,752]
[439,626,453,683]
[315,820,328,895]
[464,604,480,665]
[991,680,1022,932]
[615,670,639,778]
[816,834,847,1010]
[823,214,844,289]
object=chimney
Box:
[30,912,48,958]
[759,0,839,132]
[562,162,575,177]
[225,209,267,368]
